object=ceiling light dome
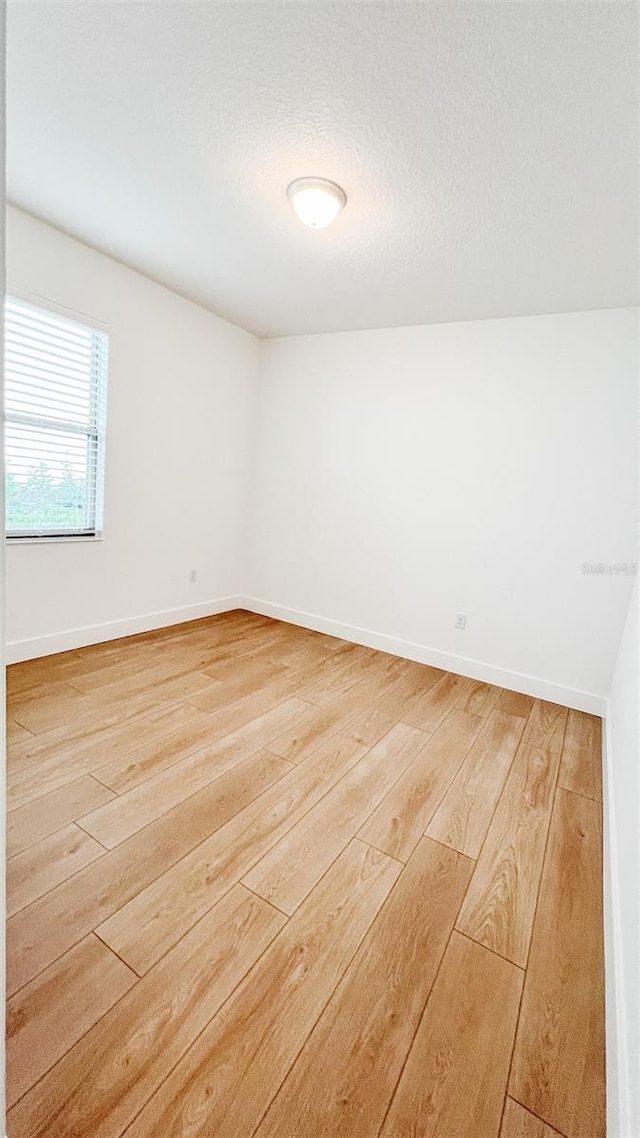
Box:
[287,177,347,229]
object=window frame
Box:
[4,289,109,543]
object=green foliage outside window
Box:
[6,460,87,532]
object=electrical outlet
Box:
[455,612,467,630]
[189,569,197,583]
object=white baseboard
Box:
[5,596,244,664]
[240,596,607,715]
[7,591,607,715]
[603,705,631,1138]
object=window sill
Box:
[6,535,104,545]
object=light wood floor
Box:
[5,610,605,1138]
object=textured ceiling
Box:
[7,1,639,337]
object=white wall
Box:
[6,206,258,659]
[247,310,638,706]
[606,580,639,1137]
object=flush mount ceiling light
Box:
[286,177,347,229]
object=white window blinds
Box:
[5,296,108,538]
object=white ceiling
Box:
[7,1,639,338]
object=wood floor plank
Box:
[174,658,290,714]
[426,710,525,859]
[7,776,116,858]
[7,934,137,1109]
[7,651,88,697]
[195,626,297,673]
[497,690,535,719]
[403,670,472,733]
[122,840,401,1138]
[9,676,307,807]
[557,709,602,802]
[7,824,106,918]
[269,634,342,672]
[10,678,83,709]
[186,637,364,714]
[243,722,427,913]
[7,748,289,995]
[345,662,444,746]
[510,789,605,1138]
[68,653,222,701]
[200,639,293,685]
[67,622,276,693]
[11,682,85,734]
[265,701,350,763]
[12,669,215,736]
[520,699,568,753]
[96,733,367,973]
[457,680,502,718]
[76,666,219,715]
[7,699,204,783]
[295,644,383,705]
[358,709,484,862]
[7,886,286,1138]
[500,1099,563,1138]
[300,637,369,665]
[7,701,211,805]
[89,705,229,794]
[300,629,351,651]
[266,664,415,764]
[185,666,313,731]
[65,647,196,695]
[380,932,523,1138]
[80,698,309,847]
[7,720,34,747]
[6,637,327,778]
[255,837,473,1138]
[8,625,230,705]
[456,743,561,966]
[5,612,259,696]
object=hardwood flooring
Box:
[5,610,605,1138]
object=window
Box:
[5,295,108,539]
